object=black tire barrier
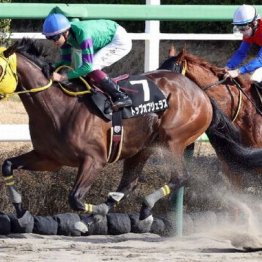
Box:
[0,211,178,236]
[53,213,82,236]
[0,210,232,237]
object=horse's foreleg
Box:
[2,150,61,217]
[69,156,106,213]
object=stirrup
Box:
[113,97,132,110]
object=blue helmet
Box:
[43,13,71,37]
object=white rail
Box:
[0,125,30,142]
[0,124,208,142]
[9,32,241,72]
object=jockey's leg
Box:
[251,67,262,90]
[88,70,132,110]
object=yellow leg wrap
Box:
[161,185,171,196]
[4,176,15,186]
[85,203,93,213]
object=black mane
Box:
[13,38,52,78]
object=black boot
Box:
[99,77,132,110]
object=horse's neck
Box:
[186,64,218,88]
[17,55,74,122]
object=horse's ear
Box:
[180,47,187,59]
[168,44,176,57]
[182,45,187,53]
[3,41,19,58]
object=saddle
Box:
[96,74,168,120]
[58,71,168,121]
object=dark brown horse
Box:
[1,39,262,225]
[159,47,262,186]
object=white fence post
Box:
[144,0,160,72]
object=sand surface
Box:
[0,231,262,262]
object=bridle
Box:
[0,53,92,99]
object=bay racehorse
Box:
[159,47,262,187]
[1,39,262,225]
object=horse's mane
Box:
[12,38,52,78]
[177,49,225,77]
[163,49,252,90]
[10,38,85,88]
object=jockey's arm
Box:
[66,37,94,80]
[238,46,262,74]
[226,41,251,69]
[54,43,72,68]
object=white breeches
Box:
[251,67,262,83]
[92,26,132,70]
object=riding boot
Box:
[99,77,132,110]
[88,70,132,110]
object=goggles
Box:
[46,34,61,42]
[235,24,251,32]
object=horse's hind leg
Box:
[2,150,61,217]
[121,150,152,191]
[140,147,189,220]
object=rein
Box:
[0,53,92,98]
[202,77,227,91]
[13,80,53,96]
[232,78,262,116]
[178,60,244,122]
[55,65,92,96]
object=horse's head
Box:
[0,45,18,97]
[160,47,229,89]
[0,39,54,98]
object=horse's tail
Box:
[206,98,262,170]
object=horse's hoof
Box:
[140,214,153,224]
[74,221,88,233]
[139,205,152,220]
[138,215,154,233]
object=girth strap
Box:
[107,111,124,163]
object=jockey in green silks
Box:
[42,13,132,110]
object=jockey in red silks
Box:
[42,13,132,110]
[225,5,262,89]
